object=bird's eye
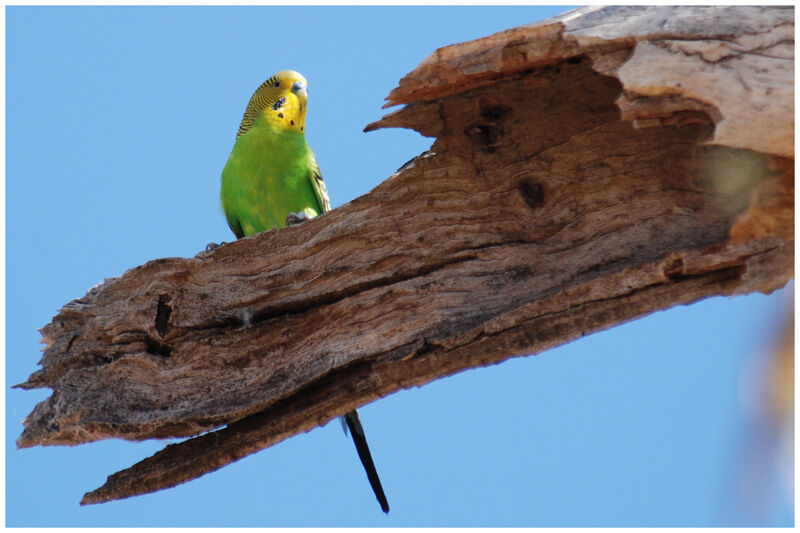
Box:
[273,82,280,88]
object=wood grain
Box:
[16,6,793,505]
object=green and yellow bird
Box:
[220,70,389,514]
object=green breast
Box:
[221,124,321,238]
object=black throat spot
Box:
[272,97,287,111]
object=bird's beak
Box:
[292,81,307,97]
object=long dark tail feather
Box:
[342,410,390,513]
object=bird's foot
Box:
[195,241,227,258]
[204,241,227,252]
[286,212,311,226]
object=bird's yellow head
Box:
[236,70,308,138]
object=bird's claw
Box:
[286,212,310,226]
[205,241,226,252]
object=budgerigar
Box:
[220,70,389,514]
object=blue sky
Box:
[6,6,793,527]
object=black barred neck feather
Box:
[236,70,308,137]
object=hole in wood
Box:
[155,295,172,338]
[518,180,545,210]
[481,105,509,122]
[465,124,499,152]
[145,337,173,359]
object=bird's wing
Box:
[225,211,245,239]
[308,152,331,214]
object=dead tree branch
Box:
[17,6,794,505]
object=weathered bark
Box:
[17,5,793,505]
